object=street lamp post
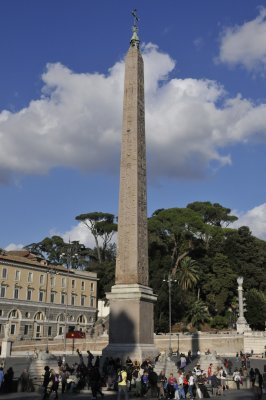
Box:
[163,273,177,356]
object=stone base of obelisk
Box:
[102,284,158,362]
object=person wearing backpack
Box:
[219,367,227,393]
[117,367,128,400]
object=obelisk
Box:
[103,11,158,361]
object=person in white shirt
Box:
[232,369,241,390]
[188,372,195,399]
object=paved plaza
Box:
[0,388,258,400]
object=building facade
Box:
[0,250,97,341]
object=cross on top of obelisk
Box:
[130,9,140,48]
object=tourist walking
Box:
[91,365,104,400]
[117,367,128,400]
[180,354,187,370]
[87,350,94,367]
[210,372,220,397]
[157,370,167,399]
[0,367,4,390]
[19,369,31,392]
[188,371,195,400]
[207,363,213,383]
[249,367,255,387]
[42,365,51,399]
[48,369,59,400]
[177,370,186,400]
[167,373,177,399]
[232,368,241,390]
[253,368,263,400]
[2,367,14,393]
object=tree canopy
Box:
[25,201,266,332]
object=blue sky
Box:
[1,0,266,249]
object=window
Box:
[59,326,63,335]
[61,277,66,288]
[48,326,52,336]
[0,286,6,298]
[2,268,7,279]
[35,312,44,320]
[25,312,30,318]
[50,292,55,303]
[0,310,3,317]
[50,276,55,287]
[61,293,65,304]
[11,310,18,318]
[27,289,32,301]
[77,315,86,324]
[39,291,44,302]
[28,272,33,283]
[15,270,20,281]
[90,282,94,291]
[24,325,29,335]
[10,324,16,335]
[36,325,41,337]
[71,279,75,289]
[90,297,94,307]
[40,274,44,285]
[14,288,19,300]
[81,281,85,291]
[71,295,75,306]
[81,295,85,306]
[57,314,65,322]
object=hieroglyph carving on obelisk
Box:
[115,11,149,286]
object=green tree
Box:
[246,289,266,330]
[186,299,210,330]
[75,212,117,263]
[26,236,91,268]
[26,235,66,264]
[187,201,238,227]
[224,226,266,291]
[148,207,205,274]
[176,256,199,290]
[201,253,236,314]
[210,315,229,329]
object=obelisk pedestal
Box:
[105,285,157,361]
[102,15,158,362]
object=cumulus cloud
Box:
[233,203,266,240]
[53,222,97,249]
[52,221,117,249]
[4,243,24,251]
[1,43,266,182]
[218,7,266,72]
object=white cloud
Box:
[52,222,117,249]
[4,243,24,251]
[54,222,97,249]
[218,7,266,72]
[233,203,266,240]
[1,43,266,182]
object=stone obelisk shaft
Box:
[115,46,149,286]
[103,21,157,362]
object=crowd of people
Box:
[39,350,265,399]
[0,349,264,399]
